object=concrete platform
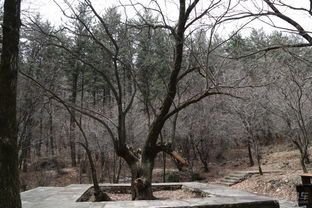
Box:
[21,182,280,208]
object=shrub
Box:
[191,173,205,181]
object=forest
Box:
[1,0,312,207]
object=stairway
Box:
[216,171,251,186]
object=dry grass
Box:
[231,143,312,202]
[232,171,301,201]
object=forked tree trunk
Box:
[130,158,155,200]
[292,138,309,173]
[127,150,188,200]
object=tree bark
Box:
[0,0,22,207]
[20,122,32,172]
[257,153,263,175]
[130,159,155,200]
[292,138,309,173]
[36,115,43,157]
[48,111,55,156]
[69,115,77,166]
[254,137,263,175]
[127,3,188,199]
[79,143,111,201]
[301,155,308,173]
[69,67,78,167]
[247,140,254,167]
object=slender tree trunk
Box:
[22,122,32,172]
[115,157,123,183]
[301,154,308,173]
[99,151,106,182]
[254,139,263,175]
[301,148,308,173]
[198,152,209,172]
[247,140,254,167]
[0,0,22,207]
[257,153,263,175]
[160,133,166,182]
[292,139,309,173]
[163,153,166,182]
[49,112,54,156]
[79,143,111,201]
[69,69,78,166]
[113,153,117,183]
[18,116,32,172]
[80,70,84,125]
[36,116,43,157]
[305,153,310,164]
[195,140,209,173]
[69,115,77,166]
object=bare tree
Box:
[28,0,247,200]
[272,62,312,173]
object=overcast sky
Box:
[21,0,312,38]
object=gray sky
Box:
[21,0,312,37]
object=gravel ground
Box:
[108,189,202,201]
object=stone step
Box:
[217,170,285,188]
[220,179,239,184]
[216,171,251,186]
[217,181,234,186]
[231,173,250,177]
[224,176,242,180]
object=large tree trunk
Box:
[0,0,22,207]
[114,0,191,201]
[126,148,187,200]
[130,159,155,200]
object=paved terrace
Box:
[21,182,291,208]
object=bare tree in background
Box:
[272,59,312,173]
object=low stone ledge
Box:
[21,182,280,208]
